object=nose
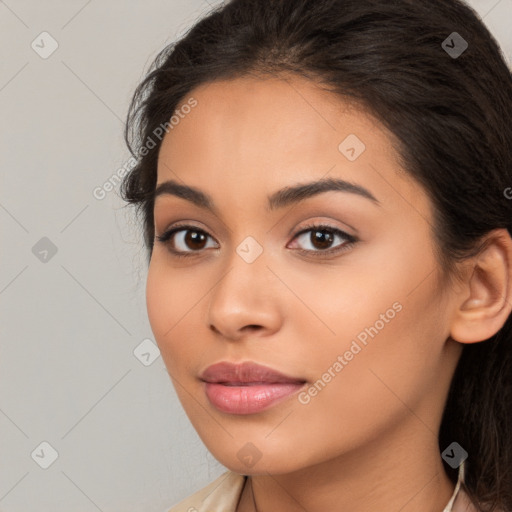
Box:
[206,249,283,342]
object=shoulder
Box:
[167,470,247,512]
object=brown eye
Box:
[309,229,335,250]
[155,222,357,259]
[181,229,208,250]
[155,225,218,257]
[289,223,357,257]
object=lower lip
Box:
[204,381,306,414]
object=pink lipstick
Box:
[199,361,306,414]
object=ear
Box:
[449,228,512,344]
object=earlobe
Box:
[449,228,512,344]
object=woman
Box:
[120,0,512,510]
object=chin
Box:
[203,439,311,476]
[219,457,300,476]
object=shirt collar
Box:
[442,460,465,512]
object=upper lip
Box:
[199,361,306,384]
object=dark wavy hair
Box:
[120,0,512,509]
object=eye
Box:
[154,221,358,259]
[288,222,357,257]
[155,223,218,258]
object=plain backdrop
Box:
[1,1,511,510]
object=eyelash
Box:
[155,221,358,260]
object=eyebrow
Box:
[153,177,381,214]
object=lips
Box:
[199,361,307,414]
[200,361,305,385]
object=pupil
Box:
[313,230,333,249]
[186,230,206,249]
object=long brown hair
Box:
[120,1,512,509]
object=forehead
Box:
[156,75,427,218]
[160,75,392,163]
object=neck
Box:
[237,416,456,512]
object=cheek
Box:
[145,259,202,372]
[285,236,444,403]
[146,260,171,341]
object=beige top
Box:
[168,461,480,512]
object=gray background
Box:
[0,1,510,510]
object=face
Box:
[146,74,461,475]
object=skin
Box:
[146,74,512,512]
